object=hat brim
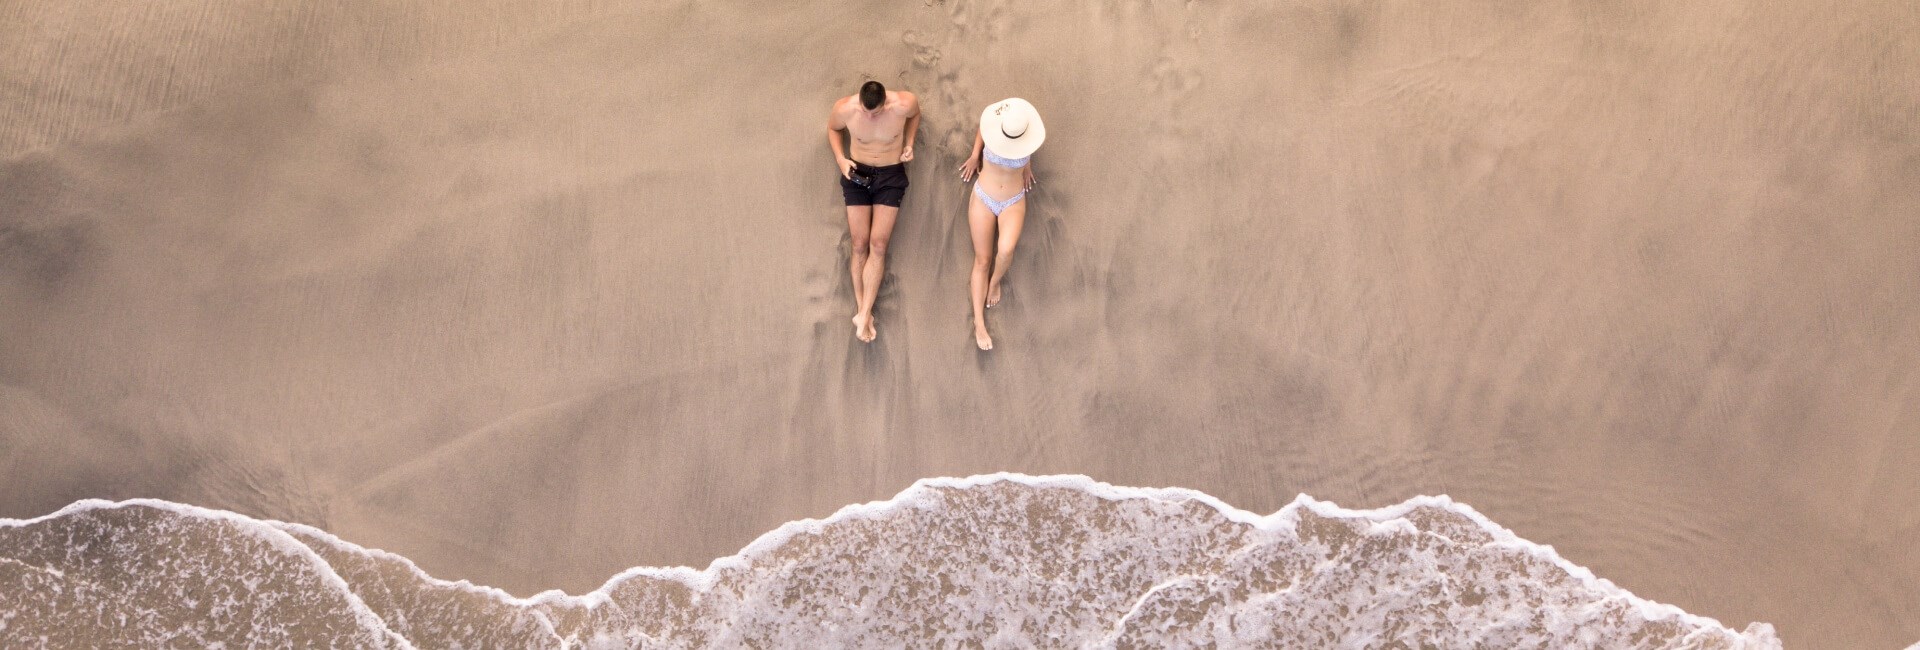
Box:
[980,98,1046,159]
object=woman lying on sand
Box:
[957,98,1045,351]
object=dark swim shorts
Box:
[840,162,910,207]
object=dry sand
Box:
[2,0,1916,646]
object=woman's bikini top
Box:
[983,148,1030,169]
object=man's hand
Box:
[838,157,857,179]
[900,144,915,162]
[958,156,980,182]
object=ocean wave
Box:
[1,474,1779,648]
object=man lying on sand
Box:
[827,81,920,343]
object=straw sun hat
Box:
[980,98,1046,159]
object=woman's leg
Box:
[967,193,997,350]
[987,197,1027,308]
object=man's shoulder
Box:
[828,96,860,127]
[890,91,920,115]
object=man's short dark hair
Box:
[859,81,886,110]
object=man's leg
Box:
[856,204,900,342]
[847,205,873,340]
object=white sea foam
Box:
[0,498,409,648]
[1,474,1779,648]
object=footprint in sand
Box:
[1150,55,1203,97]
[901,31,942,69]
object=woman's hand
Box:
[958,156,980,182]
[1022,165,1036,190]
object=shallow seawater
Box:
[0,475,1777,648]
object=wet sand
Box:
[2,0,1916,646]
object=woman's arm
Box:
[958,129,985,181]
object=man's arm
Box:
[826,99,855,179]
[899,92,921,162]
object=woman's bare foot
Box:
[975,328,993,350]
[986,283,1002,309]
[852,313,877,343]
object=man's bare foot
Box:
[975,328,993,351]
[853,313,878,342]
[852,313,874,343]
[986,283,1002,309]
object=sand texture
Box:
[2,0,1917,646]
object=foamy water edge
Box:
[3,473,1783,648]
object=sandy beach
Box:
[3,0,1916,646]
